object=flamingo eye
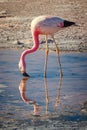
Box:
[57,22,63,27]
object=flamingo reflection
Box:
[19,76,62,115]
[44,75,62,113]
[19,77,40,115]
[55,75,62,111]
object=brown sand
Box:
[0,0,87,52]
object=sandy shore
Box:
[0,0,87,52]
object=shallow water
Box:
[0,49,87,129]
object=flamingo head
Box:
[19,60,25,73]
[18,60,30,77]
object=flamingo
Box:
[18,15,75,77]
[19,78,40,115]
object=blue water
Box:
[0,50,87,120]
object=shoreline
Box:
[0,42,87,53]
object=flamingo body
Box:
[31,16,64,35]
[19,15,75,77]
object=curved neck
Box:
[19,80,31,102]
[20,33,40,70]
[21,33,39,59]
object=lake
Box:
[0,49,87,130]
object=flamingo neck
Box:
[20,33,40,71]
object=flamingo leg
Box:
[44,77,49,113]
[52,36,63,77]
[44,35,49,77]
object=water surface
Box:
[0,50,87,129]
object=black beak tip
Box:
[64,20,75,27]
[22,72,30,77]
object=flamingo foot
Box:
[22,72,30,77]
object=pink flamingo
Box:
[18,15,75,77]
[19,78,40,115]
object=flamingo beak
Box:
[64,20,75,27]
[22,72,30,77]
